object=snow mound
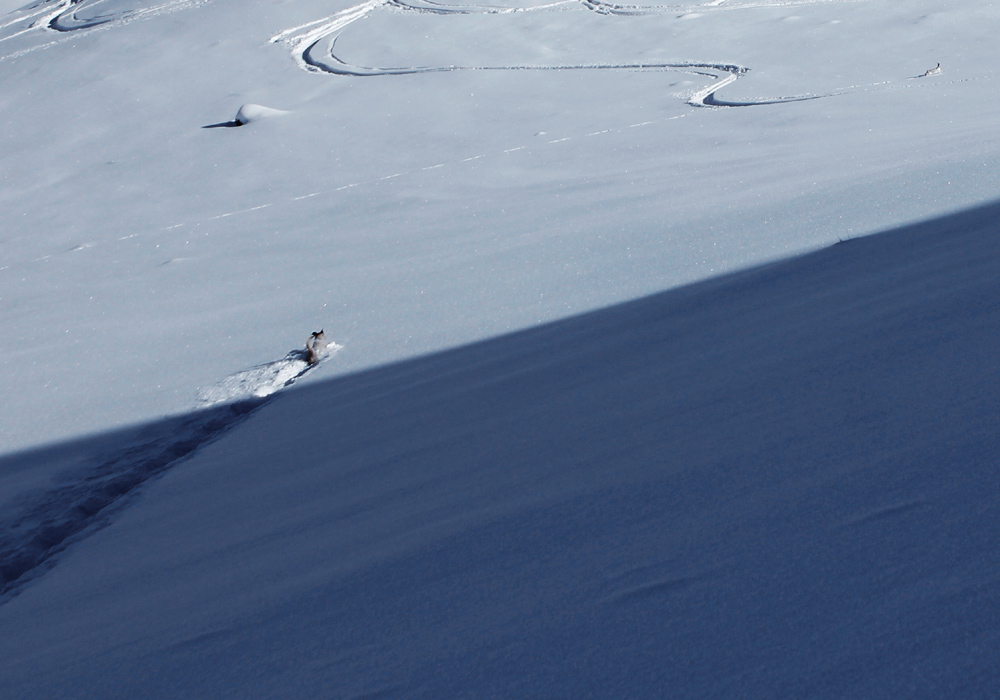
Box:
[234,103,290,125]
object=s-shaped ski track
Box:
[270,0,831,108]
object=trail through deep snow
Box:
[5,200,1000,697]
[0,337,339,599]
[2,0,1000,694]
[197,341,342,406]
[0,399,261,599]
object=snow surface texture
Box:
[0,338,336,597]
[269,0,823,107]
[268,0,960,108]
[234,103,290,124]
[1,0,998,453]
[197,340,340,406]
[2,0,1000,696]
[2,204,1000,698]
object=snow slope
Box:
[2,0,999,453]
[2,202,999,698]
[2,0,1000,696]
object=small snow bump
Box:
[235,103,290,125]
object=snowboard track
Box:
[0,345,333,602]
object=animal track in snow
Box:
[198,341,342,407]
[0,0,978,271]
[2,57,979,276]
[0,398,260,599]
[0,336,339,600]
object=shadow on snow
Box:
[2,199,1000,695]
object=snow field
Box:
[2,0,1000,694]
[2,201,1000,697]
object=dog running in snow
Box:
[306,330,328,365]
[919,62,942,77]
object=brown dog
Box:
[305,330,328,365]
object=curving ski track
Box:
[580,0,873,15]
[0,341,338,601]
[0,0,207,60]
[308,33,760,110]
[270,0,855,108]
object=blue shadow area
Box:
[2,198,1000,697]
[0,399,264,596]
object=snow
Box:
[1,0,1000,696]
[234,103,290,125]
[197,340,341,405]
[3,0,998,454]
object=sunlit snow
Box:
[2,0,999,697]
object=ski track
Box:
[269,0,876,111]
[273,0,776,107]
[0,0,209,61]
[0,0,976,607]
[580,0,874,15]
[0,0,970,268]
[0,342,339,601]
